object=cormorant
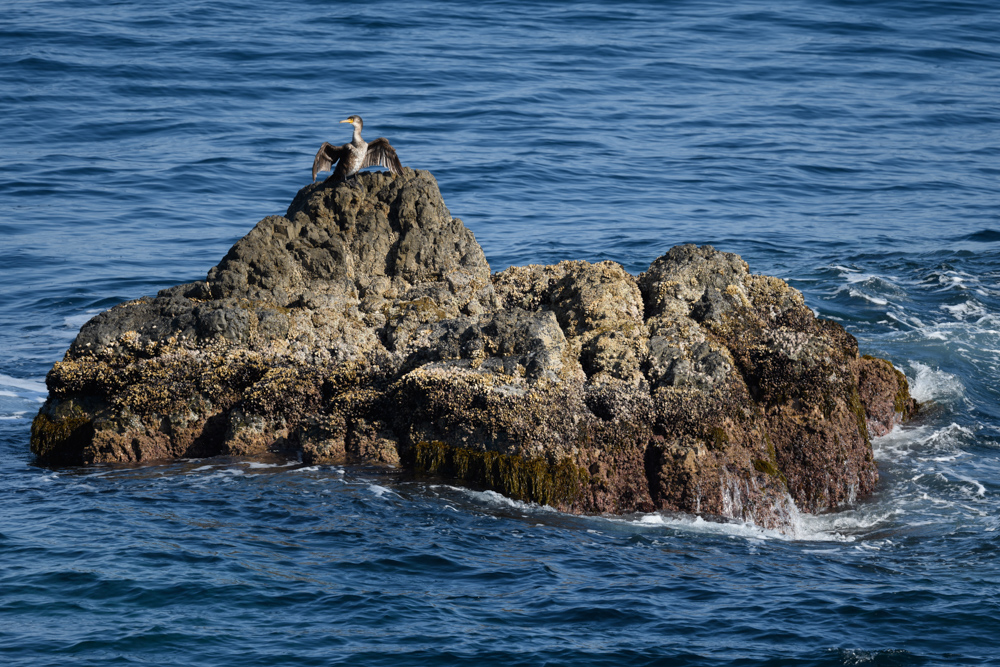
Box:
[311,115,403,182]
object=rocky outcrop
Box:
[31,169,917,529]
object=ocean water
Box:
[2,0,1000,664]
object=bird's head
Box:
[340,115,363,131]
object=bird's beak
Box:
[340,119,352,124]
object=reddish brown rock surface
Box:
[31,169,917,529]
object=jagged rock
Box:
[31,168,917,530]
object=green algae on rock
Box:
[31,168,917,529]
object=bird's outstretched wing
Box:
[312,142,347,181]
[361,138,403,175]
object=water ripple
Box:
[3,0,1000,664]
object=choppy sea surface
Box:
[2,1,1000,664]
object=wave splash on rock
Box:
[31,169,916,529]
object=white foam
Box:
[194,468,245,482]
[449,483,883,542]
[886,310,927,329]
[929,453,963,463]
[452,486,556,513]
[874,422,972,463]
[848,289,888,306]
[934,271,973,290]
[833,266,877,284]
[941,301,986,320]
[926,423,975,448]
[64,310,102,329]
[0,374,47,394]
[635,513,759,535]
[367,484,397,498]
[465,488,522,508]
[615,486,897,543]
[907,362,964,403]
[244,461,298,469]
[621,508,858,543]
[953,474,986,497]
[794,508,894,537]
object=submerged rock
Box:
[31,168,917,529]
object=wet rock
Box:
[31,168,917,530]
[859,354,919,437]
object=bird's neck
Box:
[351,124,364,145]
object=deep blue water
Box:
[3,0,1000,664]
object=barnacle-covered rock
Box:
[31,168,917,530]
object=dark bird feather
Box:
[311,142,347,182]
[361,137,404,174]
[311,116,403,182]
